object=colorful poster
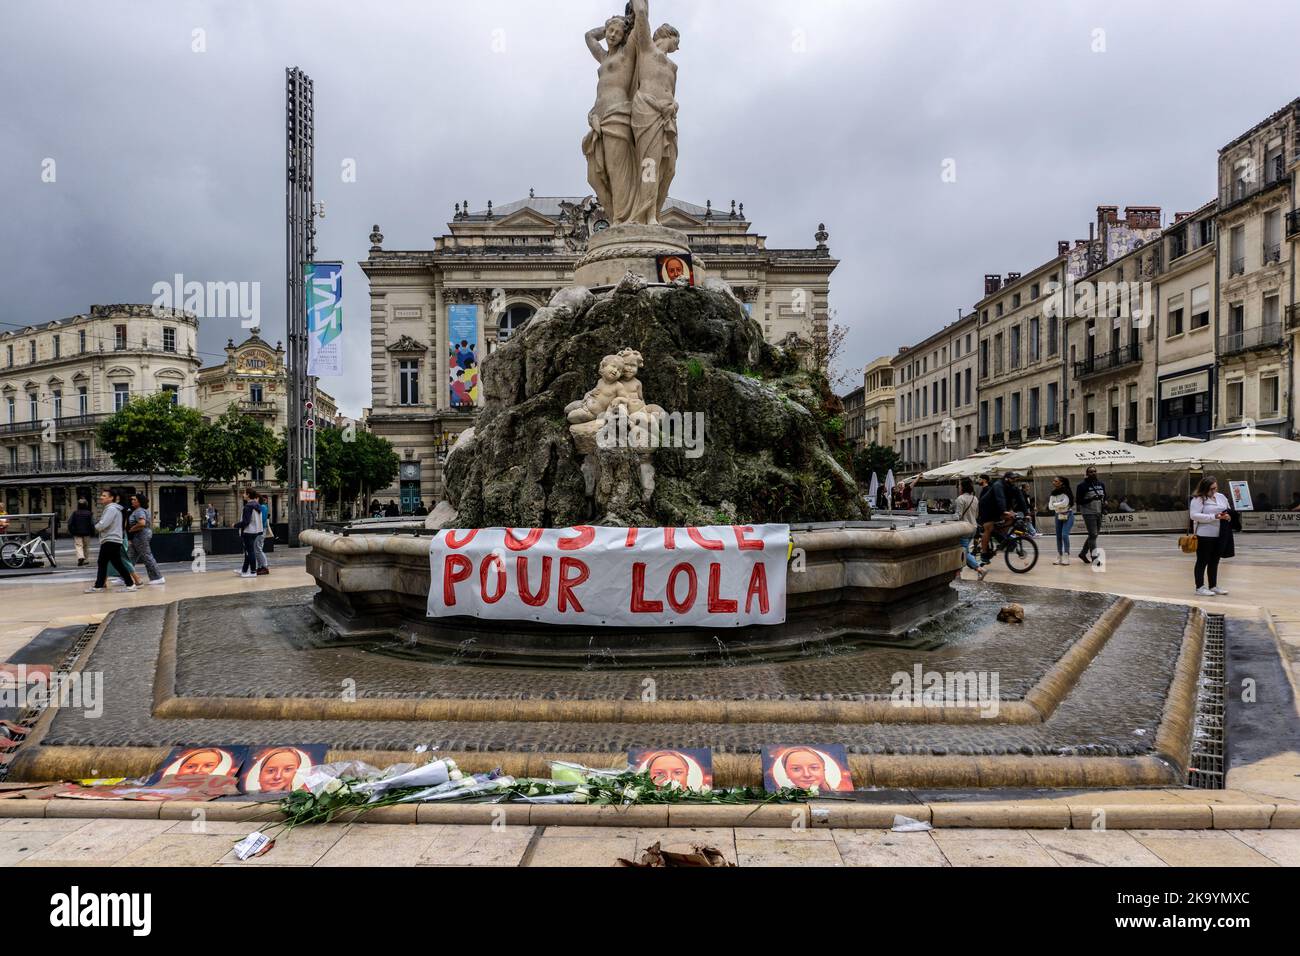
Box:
[238,745,329,795]
[1229,480,1253,511]
[145,745,249,785]
[428,525,789,628]
[761,744,855,793]
[448,304,479,407]
[656,253,694,285]
[305,262,343,376]
[629,748,713,791]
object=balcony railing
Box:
[0,412,109,437]
[1288,210,1300,239]
[1229,256,1246,277]
[1043,421,1061,437]
[1073,343,1142,379]
[1219,322,1284,357]
[0,456,115,478]
[1263,242,1282,265]
[1288,304,1300,332]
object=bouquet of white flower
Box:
[350,758,461,801]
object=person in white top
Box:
[1188,475,1231,597]
[1046,475,1075,565]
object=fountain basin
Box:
[302,519,966,667]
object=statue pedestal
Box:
[573,222,696,288]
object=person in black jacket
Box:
[1075,467,1107,563]
[67,498,96,566]
[977,473,1013,562]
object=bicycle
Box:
[978,512,1039,574]
[0,532,56,570]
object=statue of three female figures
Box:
[582,0,680,228]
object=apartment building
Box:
[1062,213,1164,443]
[842,384,865,449]
[0,304,201,525]
[1214,97,1298,437]
[1154,202,1218,439]
[892,311,978,471]
[862,356,896,449]
[974,256,1067,450]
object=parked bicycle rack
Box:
[0,512,58,574]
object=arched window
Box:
[498,305,535,343]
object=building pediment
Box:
[71,371,89,383]
[387,335,429,353]
[154,367,187,380]
[46,375,64,387]
[492,207,558,229]
[105,366,135,378]
[660,207,704,228]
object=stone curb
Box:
[4,795,1295,828]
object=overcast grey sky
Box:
[2,0,1297,415]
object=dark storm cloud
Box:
[1,0,1296,413]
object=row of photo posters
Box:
[630,744,855,793]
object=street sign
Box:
[299,488,317,502]
[301,458,314,482]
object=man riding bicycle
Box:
[979,471,1029,564]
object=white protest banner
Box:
[427,525,788,627]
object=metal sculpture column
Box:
[285,66,316,545]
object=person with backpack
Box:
[235,488,264,579]
[1076,466,1107,564]
[977,473,1011,563]
[66,498,96,567]
[85,490,136,593]
[1047,476,1075,565]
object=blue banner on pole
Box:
[305,262,343,377]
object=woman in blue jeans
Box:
[954,477,988,581]
[1047,475,1075,565]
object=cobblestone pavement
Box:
[39,586,1187,757]
[172,583,1114,699]
[3,817,1295,867]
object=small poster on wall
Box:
[628,747,713,791]
[761,744,855,793]
[1229,480,1253,511]
[238,745,329,795]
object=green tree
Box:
[853,442,902,486]
[187,408,278,503]
[275,425,399,513]
[97,391,203,506]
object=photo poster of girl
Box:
[628,747,714,792]
[145,745,249,785]
[761,744,855,793]
[238,744,329,795]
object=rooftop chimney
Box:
[1124,205,1161,228]
[1058,240,1070,256]
[984,274,1003,296]
[1006,271,1022,284]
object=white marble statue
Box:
[582,1,680,227]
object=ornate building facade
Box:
[0,304,201,526]
[196,334,338,525]
[362,195,839,507]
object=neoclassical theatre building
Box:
[362,195,839,509]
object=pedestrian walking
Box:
[85,490,136,593]
[1075,466,1107,564]
[67,498,96,567]
[126,493,165,585]
[253,494,271,575]
[954,477,987,581]
[235,489,264,579]
[1047,476,1075,565]
[1189,475,1231,597]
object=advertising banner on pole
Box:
[428,525,789,627]
[448,304,479,407]
[305,262,343,376]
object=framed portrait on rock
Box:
[656,253,695,286]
